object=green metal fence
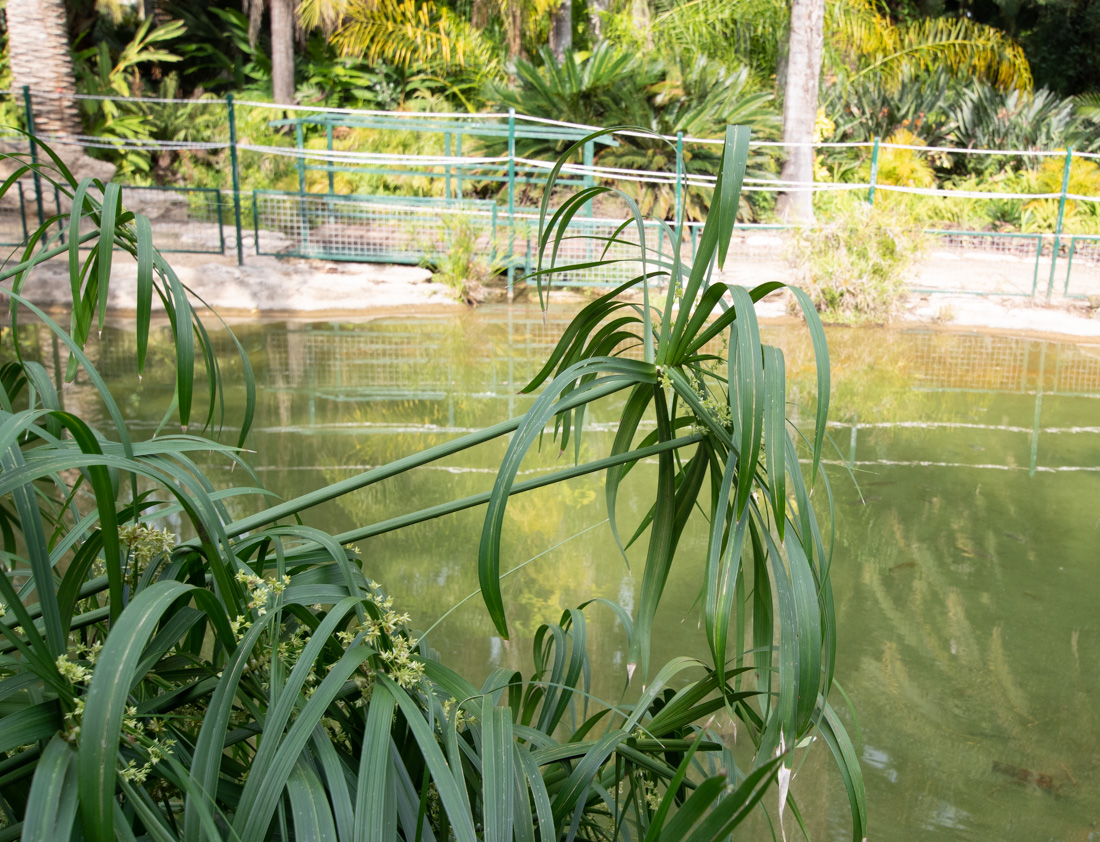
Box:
[117,186,227,254]
[253,191,499,264]
[1063,236,1100,299]
[912,231,1046,298]
[0,179,28,247]
[8,88,1100,302]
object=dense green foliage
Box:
[5,0,1099,226]
[0,132,865,839]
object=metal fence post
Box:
[456,131,464,199]
[507,108,516,296]
[326,123,335,195]
[582,138,595,263]
[21,86,45,230]
[867,136,880,206]
[582,138,595,217]
[1046,147,1072,303]
[16,182,28,242]
[675,131,684,229]
[444,131,452,200]
[226,94,245,266]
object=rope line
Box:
[19,89,223,106]
[33,133,230,151]
[239,143,507,166]
[234,99,509,120]
[5,92,1100,211]
[875,141,1063,157]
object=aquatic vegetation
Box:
[0,131,863,839]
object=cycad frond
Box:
[1074,92,1100,121]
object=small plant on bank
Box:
[791,200,925,323]
[416,211,502,303]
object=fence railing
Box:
[6,88,1100,302]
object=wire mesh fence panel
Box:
[0,181,28,247]
[119,186,228,254]
[910,332,1033,391]
[912,231,1045,297]
[253,191,497,264]
[713,225,796,288]
[515,215,692,288]
[1064,236,1100,299]
[1053,342,1100,395]
[265,325,451,393]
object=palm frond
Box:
[333,0,498,73]
[834,0,1032,92]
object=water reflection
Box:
[23,309,1100,841]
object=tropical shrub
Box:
[416,211,502,303]
[600,58,779,221]
[823,66,955,149]
[69,18,228,182]
[863,129,936,189]
[1023,155,1100,234]
[169,4,274,94]
[485,47,779,221]
[486,44,660,160]
[946,83,1077,170]
[791,199,923,322]
[0,130,864,840]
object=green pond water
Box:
[64,308,1100,840]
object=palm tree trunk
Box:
[471,0,489,29]
[549,0,572,60]
[270,0,296,105]
[631,0,652,46]
[507,0,523,59]
[588,0,610,41]
[5,0,83,139]
[775,0,824,225]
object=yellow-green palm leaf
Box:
[833,0,1032,91]
[333,0,497,72]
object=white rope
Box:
[6,89,1095,160]
[752,140,874,149]
[70,134,229,149]
[512,113,607,133]
[513,118,876,150]
[239,143,507,166]
[74,93,224,105]
[872,183,1062,200]
[236,143,1099,201]
[32,134,231,152]
[14,89,223,106]
[234,99,508,120]
[749,182,869,192]
[876,141,1062,158]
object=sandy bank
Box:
[3,251,464,318]
[4,250,1100,341]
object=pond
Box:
[68,307,1100,840]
